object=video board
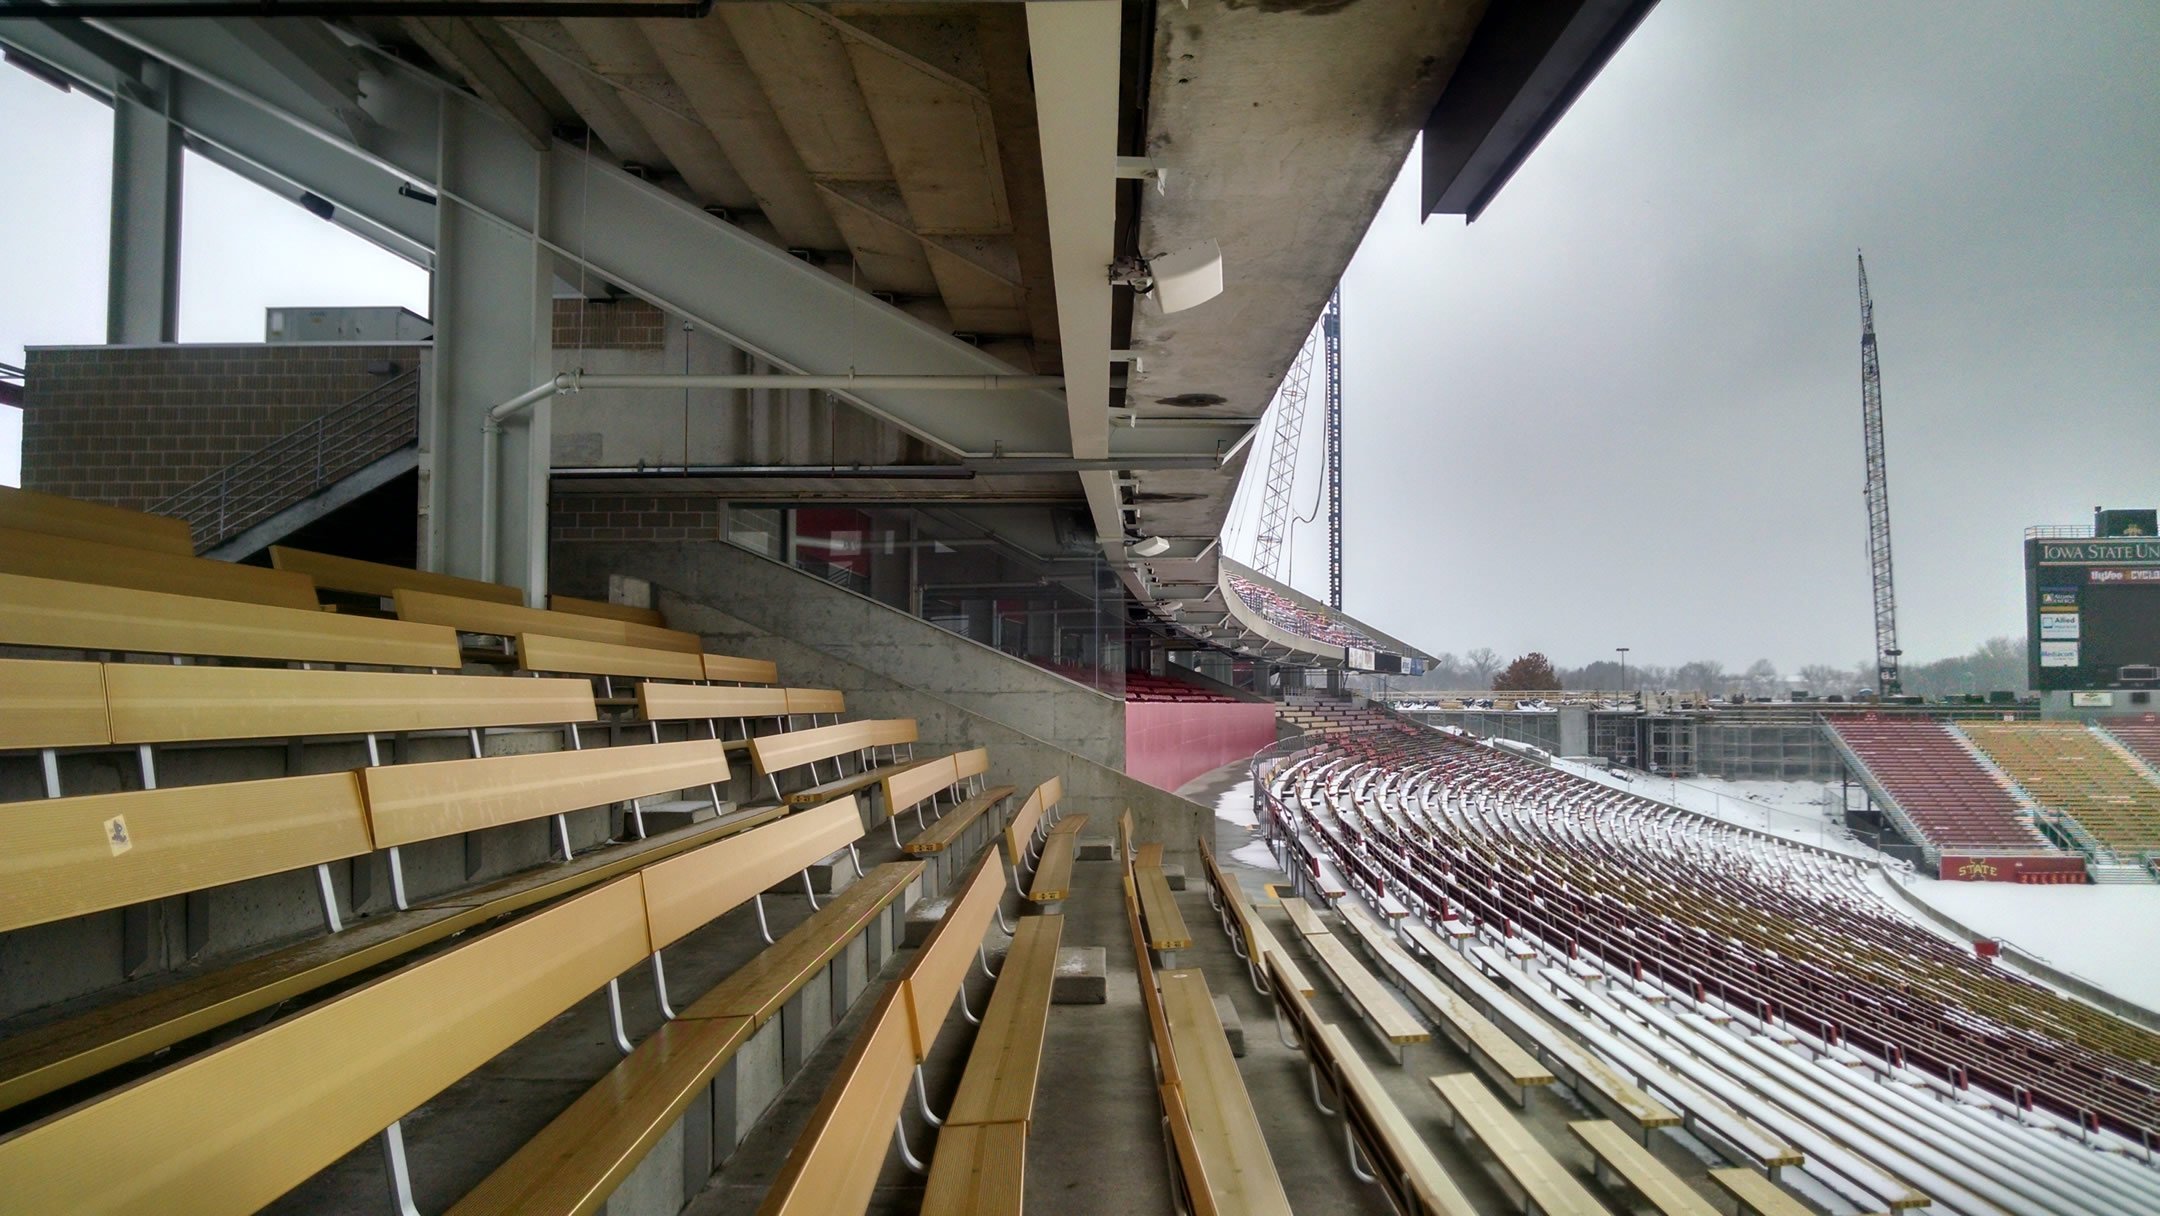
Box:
[2025,536,2160,690]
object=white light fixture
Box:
[1147,240,1223,313]
[1130,535,1172,557]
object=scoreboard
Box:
[2025,530,2160,692]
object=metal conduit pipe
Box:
[477,369,1065,582]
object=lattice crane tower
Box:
[1857,252,1902,695]
[1323,288,1343,610]
[1249,304,1323,579]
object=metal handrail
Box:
[151,370,420,552]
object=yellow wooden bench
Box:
[361,736,735,892]
[0,872,656,1215]
[746,716,926,808]
[1027,826,1082,905]
[1570,1120,1721,1216]
[0,571,461,669]
[0,656,109,754]
[549,592,665,627]
[518,632,705,684]
[904,749,1016,856]
[1281,895,1331,938]
[1403,921,1680,1134]
[923,912,1065,1216]
[100,662,596,745]
[1196,839,1314,998]
[705,651,783,685]
[783,685,843,717]
[1710,1166,1816,1216]
[757,854,1017,1216]
[269,544,526,605]
[1158,968,1295,1216]
[1298,922,1429,1057]
[443,862,922,1213]
[882,753,961,846]
[1134,863,1192,954]
[0,523,321,609]
[1316,1022,1481,1216]
[0,484,193,554]
[1338,905,1552,1100]
[393,586,701,653]
[0,771,373,937]
[1428,1072,1608,1216]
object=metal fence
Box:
[151,370,420,553]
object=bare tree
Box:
[1466,647,1500,684]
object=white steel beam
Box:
[1025,0,1121,544]
[106,60,182,344]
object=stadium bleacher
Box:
[2105,716,2160,772]
[1259,725,2160,1208]
[1959,721,2160,858]
[1826,714,2052,852]
[1277,693,1413,738]
[0,488,1086,1214]
[1228,574,1385,650]
[1123,672,1239,703]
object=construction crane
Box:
[1857,252,1902,695]
[1249,308,1322,579]
[1323,289,1344,610]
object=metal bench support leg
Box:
[801,869,822,910]
[893,1116,930,1176]
[388,846,411,911]
[914,1065,946,1127]
[651,950,677,1019]
[379,1121,422,1216]
[752,893,775,945]
[1344,1125,1377,1183]
[605,978,634,1055]
[313,863,344,933]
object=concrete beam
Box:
[400,17,553,150]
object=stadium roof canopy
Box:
[0,0,1654,611]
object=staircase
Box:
[151,370,420,556]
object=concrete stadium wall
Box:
[19,343,424,509]
[1125,701,1279,794]
[553,539,1211,860]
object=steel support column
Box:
[107,60,182,344]
[424,97,552,599]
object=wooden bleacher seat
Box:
[549,592,665,627]
[757,853,1018,1216]
[1133,863,1192,955]
[1314,1022,1481,1216]
[0,524,320,610]
[1280,900,1427,1057]
[0,571,461,669]
[393,586,701,653]
[0,656,108,752]
[1710,1166,1814,1216]
[361,735,736,865]
[1337,905,1552,1101]
[518,632,704,684]
[1157,967,1294,1216]
[706,652,782,685]
[1,790,885,1213]
[0,770,374,935]
[269,544,526,605]
[1569,1120,1721,1216]
[0,872,656,1213]
[1281,895,1330,938]
[0,484,193,554]
[1196,840,1314,997]
[747,716,926,809]
[100,663,597,744]
[1402,921,1679,1135]
[1026,817,1083,906]
[882,752,961,846]
[922,912,1064,1215]
[903,749,1016,857]
[940,912,1064,1127]
[1428,1072,1607,1216]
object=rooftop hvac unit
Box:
[266,306,432,343]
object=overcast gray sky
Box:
[4,2,2154,674]
[1231,0,2160,673]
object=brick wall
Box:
[21,344,421,509]
[551,492,724,544]
[552,298,666,351]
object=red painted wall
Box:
[1938,854,2090,883]
[1124,700,1280,794]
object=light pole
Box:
[1616,647,1629,702]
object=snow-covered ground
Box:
[1892,874,2160,1015]
[1553,761,1879,859]
[1212,779,1280,870]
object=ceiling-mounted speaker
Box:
[1149,240,1224,314]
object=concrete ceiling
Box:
[364,4,1061,374]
